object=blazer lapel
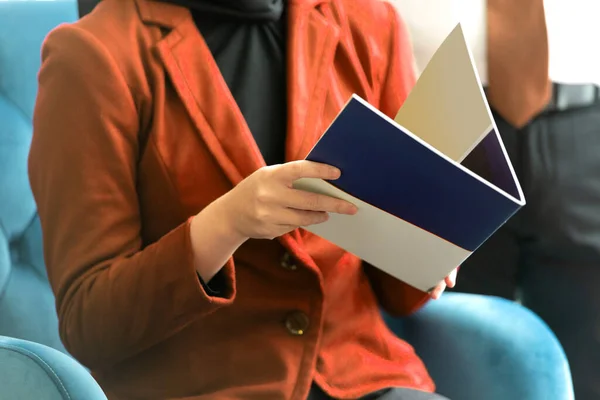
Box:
[140,0,265,186]
[279,1,341,255]
[286,0,341,162]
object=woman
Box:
[29,0,457,399]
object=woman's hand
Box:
[430,267,459,300]
[216,160,358,241]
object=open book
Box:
[293,24,524,293]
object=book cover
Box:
[293,24,524,292]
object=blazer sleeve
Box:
[364,2,431,317]
[28,24,236,370]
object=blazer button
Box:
[285,311,310,336]
[280,252,298,271]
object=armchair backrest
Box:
[0,0,78,350]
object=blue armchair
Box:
[0,1,574,399]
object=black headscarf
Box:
[160,0,284,20]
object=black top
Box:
[163,0,287,166]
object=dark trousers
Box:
[453,103,600,400]
[307,384,450,400]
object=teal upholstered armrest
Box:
[386,293,574,400]
[0,336,107,400]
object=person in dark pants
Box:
[396,0,600,398]
[458,90,600,400]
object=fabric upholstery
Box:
[0,0,79,119]
[0,0,78,350]
[389,293,575,400]
[0,336,107,400]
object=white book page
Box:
[394,24,491,163]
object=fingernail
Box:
[330,168,341,179]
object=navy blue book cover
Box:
[306,96,521,253]
[293,96,523,292]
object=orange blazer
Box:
[29,0,434,399]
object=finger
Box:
[445,268,458,288]
[277,160,341,182]
[278,208,330,228]
[431,282,446,300]
[286,189,357,215]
